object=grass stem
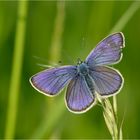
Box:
[110,1,140,33]
[49,1,65,63]
[4,1,28,139]
[97,94,118,140]
[32,1,65,138]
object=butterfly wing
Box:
[89,66,123,96]
[86,32,125,67]
[30,66,77,96]
[65,75,95,113]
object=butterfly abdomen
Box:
[84,75,94,94]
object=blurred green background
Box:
[1,1,140,139]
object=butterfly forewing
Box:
[86,32,125,67]
[30,66,77,96]
[66,75,95,113]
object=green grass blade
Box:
[49,1,65,63]
[110,1,140,33]
[32,1,65,138]
[47,1,65,108]
[4,1,28,139]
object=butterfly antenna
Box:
[33,55,59,68]
[33,55,49,63]
[37,63,55,69]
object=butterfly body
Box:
[77,62,94,92]
[30,32,125,113]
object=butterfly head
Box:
[77,60,89,76]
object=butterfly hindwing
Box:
[65,75,95,113]
[89,66,123,96]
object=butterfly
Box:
[30,32,125,114]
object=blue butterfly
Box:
[30,32,125,114]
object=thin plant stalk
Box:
[47,1,65,107]
[49,1,65,63]
[110,1,140,33]
[4,1,28,139]
[32,1,65,138]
